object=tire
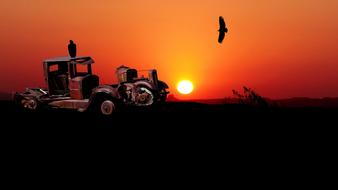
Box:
[98,98,117,116]
[135,86,154,106]
[15,95,39,111]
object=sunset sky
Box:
[1,0,338,99]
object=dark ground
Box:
[1,100,336,175]
[1,100,335,151]
[1,91,335,181]
[0,101,334,189]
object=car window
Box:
[49,64,58,72]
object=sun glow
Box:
[177,80,194,95]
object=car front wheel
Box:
[99,99,116,116]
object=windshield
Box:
[137,70,150,80]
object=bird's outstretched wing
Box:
[219,16,226,30]
[218,31,225,43]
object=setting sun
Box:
[177,80,194,95]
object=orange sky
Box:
[1,0,338,99]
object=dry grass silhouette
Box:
[232,86,269,108]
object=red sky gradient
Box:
[1,0,338,99]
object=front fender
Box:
[92,85,119,96]
[133,81,154,90]
[85,85,121,110]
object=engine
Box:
[119,83,154,106]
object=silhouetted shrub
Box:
[232,86,269,108]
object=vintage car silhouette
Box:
[14,56,169,115]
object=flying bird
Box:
[218,16,228,44]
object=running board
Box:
[48,99,89,110]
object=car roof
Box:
[43,56,94,64]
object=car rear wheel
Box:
[15,95,39,111]
[24,98,38,110]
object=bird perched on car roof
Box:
[68,40,77,58]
